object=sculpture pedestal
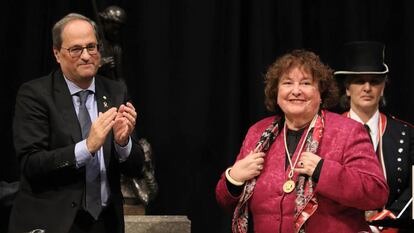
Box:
[124,215,191,233]
[123,204,146,215]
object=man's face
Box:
[346,74,386,113]
[53,19,100,87]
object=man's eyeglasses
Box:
[61,44,100,58]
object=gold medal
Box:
[282,179,295,193]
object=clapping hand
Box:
[113,102,137,146]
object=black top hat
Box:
[334,41,389,75]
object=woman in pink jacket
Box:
[216,50,389,233]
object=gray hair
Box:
[52,13,100,49]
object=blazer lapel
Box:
[53,70,82,143]
[95,78,113,169]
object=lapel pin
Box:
[103,101,108,108]
[103,96,107,100]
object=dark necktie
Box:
[364,124,373,145]
[77,90,102,219]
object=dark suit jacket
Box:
[382,116,414,219]
[9,69,144,233]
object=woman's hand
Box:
[229,151,265,182]
[294,151,321,176]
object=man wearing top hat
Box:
[335,41,414,230]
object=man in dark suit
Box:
[8,13,144,233]
[335,41,414,231]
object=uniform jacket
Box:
[9,69,144,233]
[383,116,414,218]
[345,111,414,218]
[216,111,389,233]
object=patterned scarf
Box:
[232,110,325,233]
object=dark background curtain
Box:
[1,0,413,232]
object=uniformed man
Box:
[335,41,414,230]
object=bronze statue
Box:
[96,5,159,208]
[121,139,158,206]
[98,5,126,82]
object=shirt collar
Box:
[349,109,379,131]
[365,110,379,138]
[63,75,96,95]
[349,109,379,148]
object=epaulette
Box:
[389,115,414,128]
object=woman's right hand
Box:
[229,151,266,182]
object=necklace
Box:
[282,115,318,193]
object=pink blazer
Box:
[216,111,389,233]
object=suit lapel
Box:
[95,78,113,169]
[53,70,82,143]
